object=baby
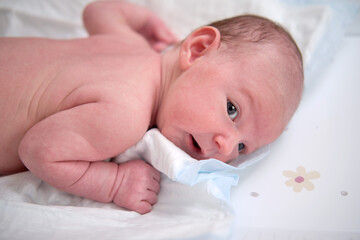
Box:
[0,1,303,214]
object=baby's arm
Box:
[83,0,177,51]
[18,103,160,214]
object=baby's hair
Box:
[209,14,302,77]
[211,15,301,54]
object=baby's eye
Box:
[238,143,245,153]
[227,101,238,120]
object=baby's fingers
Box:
[145,190,158,205]
[155,27,177,44]
[135,200,152,215]
[149,170,161,193]
[152,169,161,182]
[151,17,177,43]
[135,191,158,214]
[147,181,160,194]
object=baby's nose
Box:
[213,133,238,157]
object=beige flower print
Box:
[283,166,320,192]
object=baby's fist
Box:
[114,159,161,214]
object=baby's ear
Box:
[179,26,221,70]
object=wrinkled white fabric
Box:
[114,129,242,202]
[0,171,235,240]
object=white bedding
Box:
[230,35,360,238]
[0,0,359,239]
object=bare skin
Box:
[0,1,300,214]
[0,1,176,214]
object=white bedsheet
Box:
[230,35,360,239]
[0,0,359,239]
[0,171,234,240]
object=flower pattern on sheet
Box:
[283,166,320,192]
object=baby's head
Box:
[157,15,303,162]
[209,15,303,120]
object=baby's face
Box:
[157,48,288,162]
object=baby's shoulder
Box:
[85,34,151,55]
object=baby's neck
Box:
[150,47,181,127]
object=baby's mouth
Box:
[191,135,202,153]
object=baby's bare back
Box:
[0,36,159,174]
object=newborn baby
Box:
[0,1,303,214]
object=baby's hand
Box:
[83,1,177,52]
[114,159,161,214]
[138,14,178,52]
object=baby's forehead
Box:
[224,47,285,76]
[214,42,299,95]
